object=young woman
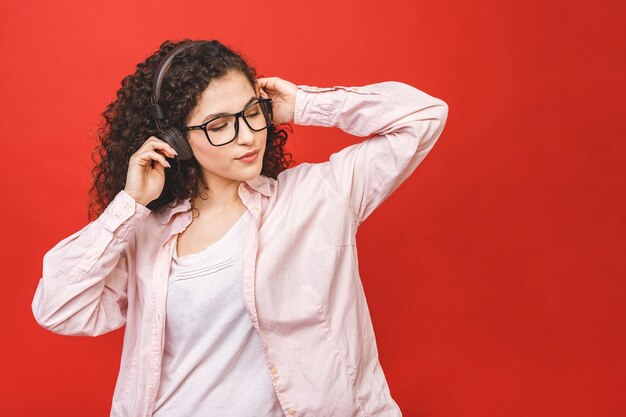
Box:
[31,39,448,417]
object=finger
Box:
[255,77,278,91]
[152,159,165,175]
[255,77,269,87]
[140,137,178,157]
[258,88,269,99]
[136,150,171,168]
[137,136,161,154]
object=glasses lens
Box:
[205,100,273,146]
[244,100,273,130]
[206,115,236,146]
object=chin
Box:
[252,164,264,178]
[237,164,263,181]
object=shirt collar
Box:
[159,174,275,224]
[245,174,274,198]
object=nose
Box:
[235,115,255,145]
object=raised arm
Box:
[295,81,448,223]
[31,190,151,336]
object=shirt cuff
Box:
[99,189,151,236]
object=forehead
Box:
[189,71,256,120]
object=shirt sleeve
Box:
[294,82,448,224]
[31,189,151,336]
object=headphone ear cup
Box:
[157,128,194,161]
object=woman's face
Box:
[185,70,267,187]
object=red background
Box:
[1,0,624,416]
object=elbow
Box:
[31,279,85,336]
[431,100,449,141]
[31,287,69,335]
[434,99,449,129]
[32,303,66,334]
[410,100,449,157]
[32,279,52,330]
[31,303,105,337]
[440,100,449,126]
[31,282,125,337]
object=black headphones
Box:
[150,40,208,161]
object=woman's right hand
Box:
[123,136,178,207]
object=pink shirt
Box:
[32,81,448,417]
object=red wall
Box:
[1,0,624,416]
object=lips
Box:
[236,149,259,160]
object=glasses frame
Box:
[184,98,273,147]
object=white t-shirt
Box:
[152,210,285,417]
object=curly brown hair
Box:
[88,39,295,221]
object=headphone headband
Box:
[151,40,207,131]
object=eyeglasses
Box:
[184,98,273,147]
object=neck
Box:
[192,179,243,214]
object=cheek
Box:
[261,133,268,154]
[190,139,230,169]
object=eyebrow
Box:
[200,96,258,124]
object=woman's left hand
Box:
[255,77,298,125]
